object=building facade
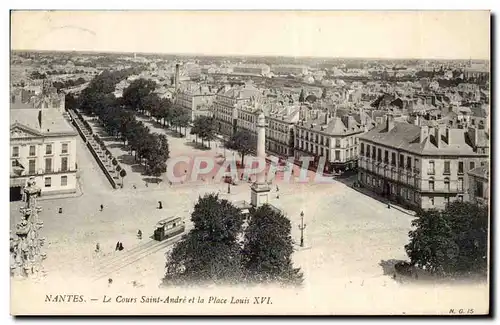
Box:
[357,116,489,210]
[10,109,78,200]
[294,108,372,173]
[468,166,489,206]
[175,84,215,122]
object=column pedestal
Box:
[250,182,271,208]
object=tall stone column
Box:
[250,111,271,207]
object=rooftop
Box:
[468,166,489,180]
[360,121,487,156]
[10,108,77,136]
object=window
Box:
[360,143,365,155]
[399,154,404,168]
[407,190,411,200]
[366,145,370,157]
[458,161,464,174]
[372,147,376,160]
[45,177,51,188]
[458,195,464,202]
[12,146,19,157]
[350,148,354,159]
[444,161,450,174]
[414,192,420,203]
[61,175,68,186]
[45,144,52,155]
[414,159,420,173]
[377,148,382,162]
[444,178,450,191]
[62,143,68,154]
[335,150,340,161]
[481,161,486,167]
[346,149,350,159]
[429,177,435,191]
[45,158,52,173]
[384,150,389,164]
[428,161,435,175]
[391,153,396,166]
[429,197,434,206]
[470,161,475,170]
[335,139,341,148]
[61,157,68,172]
[29,145,36,156]
[406,157,412,170]
[28,159,35,174]
[458,177,464,191]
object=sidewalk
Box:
[350,185,417,217]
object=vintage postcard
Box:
[9,10,491,315]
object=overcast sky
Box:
[11,11,490,60]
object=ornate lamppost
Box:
[298,211,307,247]
[10,177,46,278]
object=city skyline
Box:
[11,11,491,60]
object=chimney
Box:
[175,63,180,92]
[347,116,355,129]
[468,127,478,147]
[386,114,395,132]
[420,125,429,143]
[324,112,330,125]
[435,126,443,148]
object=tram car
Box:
[153,216,186,241]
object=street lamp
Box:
[298,211,306,247]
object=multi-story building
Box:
[468,166,489,206]
[357,115,489,210]
[10,103,78,200]
[213,84,262,137]
[232,64,271,76]
[265,105,300,157]
[271,64,308,76]
[175,84,215,122]
[294,108,373,173]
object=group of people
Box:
[115,241,124,251]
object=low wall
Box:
[70,110,118,189]
[86,142,118,189]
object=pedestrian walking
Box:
[58,207,63,214]
[158,201,163,209]
[137,230,142,240]
[133,184,136,189]
[145,182,148,187]
[115,241,120,251]
[119,243,124,251]
[276,185,279,192]
[100,204,104,212]
[95,243,100,253]
[108,278,113,286]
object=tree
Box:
[299,89,305,103]
[172,107,191,136]
[163,194,244,286]
[242,204,303,286]
[191,116,216,147]
[145,134,169,181]
[405,202,488,276]
[119,169,127,186]
[122,78,157,112]
[226,130,255,166]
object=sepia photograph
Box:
[8,10,491,316]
